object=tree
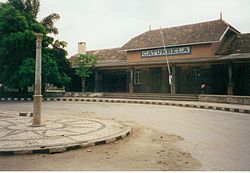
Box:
[42,54,61,90]
[0,0,71,92]
[18,58,35,92]
[0,4,37,91]
[47,40,71,88]
[76,54,96,92]
[12,54,70,93]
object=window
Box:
[134,70,142,85]
[191,68,201,78]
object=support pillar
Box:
[32,33,43,127]
[227,63,233,95]
[171,65,176,95]
[94,69,99,92]
[129,67,134,94]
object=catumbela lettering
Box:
[141,46,191,57]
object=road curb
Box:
[0,97,250,114]
[0,125,131,156]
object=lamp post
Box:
[32,33,43,127]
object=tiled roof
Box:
[121,19,239,51]
[217,33,250,54]
[69,48,127,67]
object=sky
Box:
[1,0,250,57]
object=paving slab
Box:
[0,112,131,155]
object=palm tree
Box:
[41,13,60,34]
[8,0,60,35]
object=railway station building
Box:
[69,19,250,96]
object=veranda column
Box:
[94,69,99,92]
[171,65,176,94]
[129,67,134,94]
[227,63,233,95]
[32,33,43,126]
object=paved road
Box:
[1,101,250,170]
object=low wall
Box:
[64,92,104,98]
[44,92,64,97]
[199,95,250,105]
[0,92,104,98]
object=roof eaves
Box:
[121,40,220,52]
[229,27,241,35]
[221,19,241,34]
[219,53,250,60]
[219,26,230,42]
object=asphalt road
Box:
[1,101,250,170]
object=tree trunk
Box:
[81,77,85,92]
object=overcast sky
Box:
[1,0,250,57]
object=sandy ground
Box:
[1,101,250,170]
[0,121,200,171]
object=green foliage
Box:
[8,0,40,23]
[45,40,71,88]
[0,0,71,92]
[76,54,97,79]
[42,55,61,85]
[75,54,96,92]
[18,58,35,88]
[41,13,60,35]
[0,4,28,34]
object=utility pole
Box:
[32,33,43,127]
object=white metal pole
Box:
[160,27,171,76]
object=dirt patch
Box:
[0,121,200,171]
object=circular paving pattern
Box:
[0,112,131,155]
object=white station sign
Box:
[141,46,191,58]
